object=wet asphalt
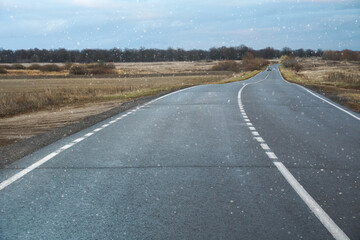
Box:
[0,66,359,239]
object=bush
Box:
[6,64,26,70]
[69,62,116,75]
[211,60,241,72]
[242,58,270,71]
[323,50,360,61]
[69,64,88,75]
[281,55,302,72]
[241,52,269,71]
[64,62,73,70]
[0,67,7,74]
[27,64,41,70]
[39,64,63,72]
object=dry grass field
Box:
[0,61,262,147]
[280,58,360,113]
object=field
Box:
[279,58,360,113]
[0,61,261,147]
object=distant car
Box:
[267,68,272,71]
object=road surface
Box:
[1,65,359,239]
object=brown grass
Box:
[0,73,231,117]
[0,61,264,149]
[211,57,269,72]
[279,58,360,113]
[0,61,268,118]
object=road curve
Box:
[0,65,359,239]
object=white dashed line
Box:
[60,143,75,150]
[254,137,265,143]
[260,143,270,150]
[249,127,256,131]
[72,137,85,143]
[238,70,349,240]
[265,152,278,159]
[251,131,260,136]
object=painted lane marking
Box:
[254,137,265,143]
[0,86,196,191]
[72,137,85,143]
[246,123,253,126]
[251,131,260,136]
[249,127,256,131]
[265,152,278,159]
[84,132,94,137]
[278,66,360,121]
[60,143,75,150]
[0,152,60,191]
[274,162,350,240]
[298,85,360,121]
[260,143,270,150]
[238,71,350,240]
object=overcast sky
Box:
[0,0,359,50]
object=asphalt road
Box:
[1,65,359,239]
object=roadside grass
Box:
[279,61,360,113]
[211,69,263,84]
[0,74,233,117]
[0,58,272,118]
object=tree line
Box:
[0,46,324,63]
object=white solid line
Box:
[266,152,278,159]
[60,143,75,150]
[254,137,265,142]
[109,120,117,124]
[102,124,109,128]
[273,162,350,240]
[84,132,94,137]
[0,152,60,191]
[252,131,260,136]
[72,137,85,143]
[260,143,270,150]
[249,127,256,131]
[298,85,360,121]
[93,128,102,132]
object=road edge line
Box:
[274,162,350,240]
[297,85,360,121]
[277,65,359,121]
[238,71,350,240]
[0,86,196,191]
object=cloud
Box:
[224,27,281,36]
